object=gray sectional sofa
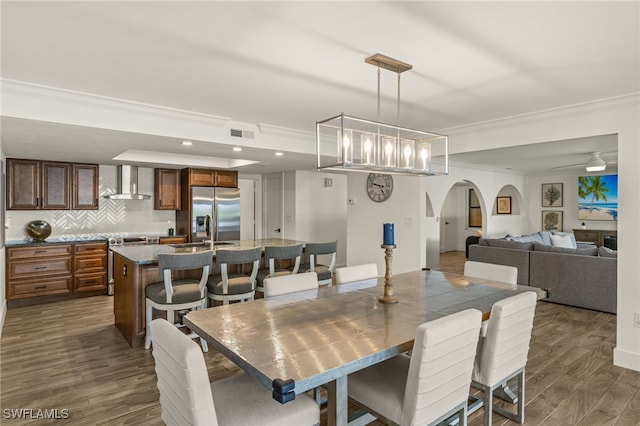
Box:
[468,232,617,314]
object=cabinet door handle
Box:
[34,250,47,254]
[35,285,47,290]
[34,266,47,270]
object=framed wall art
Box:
[542,210,563,231]
[542,183,563,207]
[496,196,512,214]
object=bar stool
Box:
[255,244,303,293]
[144,250,213,351]
[299,241,337,286]
[207,246,262,305]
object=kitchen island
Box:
[112,238,305,347]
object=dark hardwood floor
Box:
[1,254,638,425]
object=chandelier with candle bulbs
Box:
[316,54,448,176]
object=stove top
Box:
[108,236,160,246]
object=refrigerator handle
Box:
[213,204,218,242]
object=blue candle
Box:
[383,223,395,246]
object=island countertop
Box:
[109,238,306,265]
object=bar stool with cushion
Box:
[207,246,262,306]
[150,319,320,426]
[299,241,337,286]
[144,250,213,351]
[347,309,482,426]
[468,291,537,425]
[255,244,303,293]
[334,263,378,285]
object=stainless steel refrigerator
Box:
[191,187,240,242]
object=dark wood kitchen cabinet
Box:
[7,158,70,210]
[154,168,181,210]
[184,168,238,188]
[6,158,99,210]
[72,164,99,210]
[6,241,108,307]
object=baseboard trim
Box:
[614,347,640,372]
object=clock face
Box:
[366,173,394,202]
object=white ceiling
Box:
[1,2,638,174]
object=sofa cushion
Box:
[485,238,533,251]
[533,241,597,256]
[538,231,552,245]
[550,233,574,248]
[598,246,618,258]
[551,231,577,248]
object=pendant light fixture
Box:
[316,53,448,176]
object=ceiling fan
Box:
[551,151,617,172]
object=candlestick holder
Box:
[379,244,399,304]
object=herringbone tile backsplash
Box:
[5,165,175,241]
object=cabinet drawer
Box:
[8,276,72,299]
[8,258,72,280]
[159,237,187,245]
[8,245,72,260]
[74,243,107,256]
[74,256,106,273]
[74,274,107,292]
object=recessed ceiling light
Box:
[182,141,193,146]
[233,147,242,152]
[275,152,284,157]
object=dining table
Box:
[184,269,547,426]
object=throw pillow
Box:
[550,233,575,249]
[598,246,618,258]
[551,230,577,248]
[538,231,552,245]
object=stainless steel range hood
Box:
[104,165,152,200]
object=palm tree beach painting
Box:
[578,175,618,221]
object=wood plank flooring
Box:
[1,253,638,425]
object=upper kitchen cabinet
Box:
[7,158,70,210]
[184,168,238,188]
[72,164,99,210]
[7,158,99,210]
[154,168,181,210]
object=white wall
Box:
[346,173,423,275]
[5,165,175,241]
[293,171,348,267]
[1,151,5,335]
[526,173,617,234]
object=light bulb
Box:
[343,135,350,148]
[420,147,428,160]
[385,142,393,155]
[364,139,372,153]
[404,145,412,158]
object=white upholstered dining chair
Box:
[464,260,518,285]
[469,291,537,425]
[334,263,378,285]
[150,318,320,426]
[263,271,319,298]
[347,308,483,426]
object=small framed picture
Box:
[542,210,563,231]
[496,196,512,214]
[542,183,563,207]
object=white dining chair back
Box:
[264,272,319,298]
[334,263,378,285]
[348,309,482,426]
[471,291,537,425]
[464,261,518,285]
[151,319,320,426]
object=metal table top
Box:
[185,269,546,425]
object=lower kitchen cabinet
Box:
[6,241,108,307]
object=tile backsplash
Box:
[5,165,175,241]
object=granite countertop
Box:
[6,236,109,247]
[110,238,306,265]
